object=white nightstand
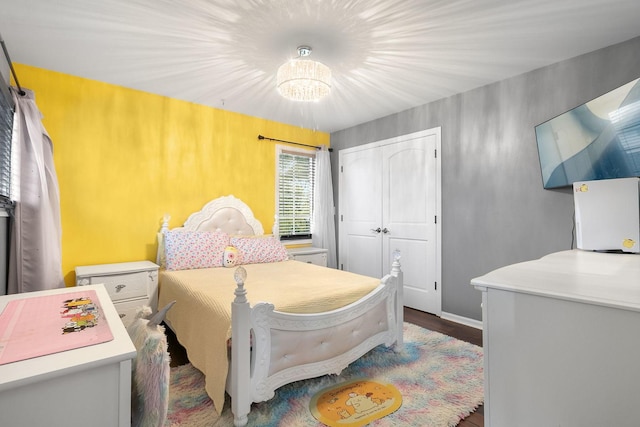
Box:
[287,246,328,267]
[75,260,159,327]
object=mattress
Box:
[158,260,381,414]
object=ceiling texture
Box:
[1,0,640,133]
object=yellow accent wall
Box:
[14,64,329,286]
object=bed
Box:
[156,195,404,427]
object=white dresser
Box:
[471,250,640,427]
[76,261,159,327]
[287,246,328,267]
[0,284,136,426]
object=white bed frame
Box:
[158,195,404,427]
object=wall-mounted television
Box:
[534,77,640,189]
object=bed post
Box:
[156,214,170,266]
[272,214,279,239]
[231,267,251,427]
[392,250,404,350]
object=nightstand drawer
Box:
[76,261,159,327]
[94,271,148,302]
[292,252,327,266]
[113,298,149,328]
[287,247,328,267]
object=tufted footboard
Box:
[228,255,404,427]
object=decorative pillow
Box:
[230,236,289,265]
[163,230,230,271]
[223,246,239,268]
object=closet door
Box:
[382,132,440,314]
[339,147,383,278]
[339,128,441,315]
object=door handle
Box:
[382,228,389,234]
[370,227,381,233]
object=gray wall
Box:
[330,36,640,321]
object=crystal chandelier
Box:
[276,46,331,102]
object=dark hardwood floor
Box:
[165,307,484,426]
[165,324,189,367]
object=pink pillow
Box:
[230,236,288,264]
[164,230,230,271]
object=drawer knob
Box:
[115,284,126,292]
[119,313,126,319]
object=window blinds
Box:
[0,74,13,206]
[277,150,316,239]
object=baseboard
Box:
[441,311,483,330]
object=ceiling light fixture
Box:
[276,46,331,102]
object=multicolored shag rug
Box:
[165,322,483,427]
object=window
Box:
[276,146,316,241]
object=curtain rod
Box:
[258,134,333,152]
[0,35,25,96]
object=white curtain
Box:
[312,147,337,268]
[8,88,63,293]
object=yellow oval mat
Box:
[310,379,402,427]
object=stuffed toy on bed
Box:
[127,301,176,427]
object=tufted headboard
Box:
[156,195,266,266]
[181,195,264,235]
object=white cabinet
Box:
[76,260,159,327]
[287,246,328,267]
[0,284,136,427]
[339,128,441,314]
[472,250,640,427]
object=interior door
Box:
[382,132,440,314]
[339,128,441,315]
[338,146,382,278]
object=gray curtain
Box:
[312,147,337,268]
[8,87,63,293]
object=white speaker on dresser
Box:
[573,177,640,253]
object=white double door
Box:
[338,128,441,315]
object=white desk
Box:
[0,284,136,427]
[472,250,640,427]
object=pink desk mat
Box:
[0,289,114,365]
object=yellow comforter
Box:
[158,260,381,414]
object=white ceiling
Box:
[1,0,640,133]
